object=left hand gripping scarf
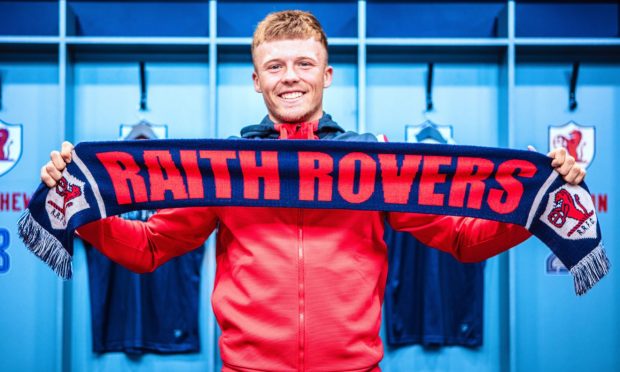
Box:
[18,139,609,295]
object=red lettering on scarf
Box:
[378,154,422,204]
[419,156,452,206]
[143,150,188,201]
[239,151,280,200]
[488,159,537,214]
[97,151,148,204]
[180,150,204,199]
[199,150,236,199]
[298,152,333,201]
[449,157,494,209]
[338,152,376,204]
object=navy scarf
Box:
[18,139,609,295]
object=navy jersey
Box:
[85,210,205,354]
[383,223,484,348]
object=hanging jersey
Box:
[384,123,484,347]
[383,224,484,347]
[85,209,205,354]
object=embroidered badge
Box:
[45,172,90,230]
[0,120,23,177]
[541,184,597,240]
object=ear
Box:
[252,70,262,93]
[323,65,334,89]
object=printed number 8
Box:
[0,228,9,274]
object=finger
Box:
[574,168,586,185]
[563,166,581,184]
[556,155,575,176]
[550,148,567,168]
[45,161,63,182]
[61,141,74,163]
[40,165,57,187]
[50,151,67,172]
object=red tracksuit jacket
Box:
[78,116,531,371]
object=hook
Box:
[426,63,434,111]
[139,61,147,111]
[569,62,579,111]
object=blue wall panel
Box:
[0,59,62,372]
[67,57,218,372]
[513,62,620,371]
[367,60,505,372]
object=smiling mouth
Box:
[279,91,304,100]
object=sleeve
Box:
[76,206,218,273]
[387,212,532,263]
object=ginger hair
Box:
[252,10,328,65]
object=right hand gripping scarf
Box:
[18,139,609,295]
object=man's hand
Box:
[41,141,74,187]
[547,147,586,185]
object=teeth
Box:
[281,92,303,99]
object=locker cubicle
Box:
[0,1,617,371]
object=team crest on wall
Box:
[548,121,595,169]
[0,120,23,177]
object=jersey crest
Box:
[540,184,597,240]
[0,120,23,177]
[548,121,595,169]
[45,172,90,229]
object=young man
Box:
[41,10,585,372]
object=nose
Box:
[281,63,300,83]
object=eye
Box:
[267,64,282,71]
[299,61,313,68]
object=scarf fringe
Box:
[17,209,72,280]
[570,244,610,296]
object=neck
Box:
[269,111,323,125]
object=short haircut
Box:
[252,10,329,65]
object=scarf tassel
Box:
[571,244,610,296]
[17,210,72,280]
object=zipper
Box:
[297,208,305,371]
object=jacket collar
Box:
[240,113,345,139]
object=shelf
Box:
[66,0,210,37]
[366,39,508,63]
[0,36,58,54]
[366,1,508,38]
[217,1,357,38]
[65,37,210,54]
[0,1,58,36]
[515,38,620,61]
[216,36,358,46]
[516,1,620,38]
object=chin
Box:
[275,111,312,124]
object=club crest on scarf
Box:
[45,172,89,229]
[0,120,23,177]
[541,184,597,240]
[549,121,595,169]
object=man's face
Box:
[252,37,333,124]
